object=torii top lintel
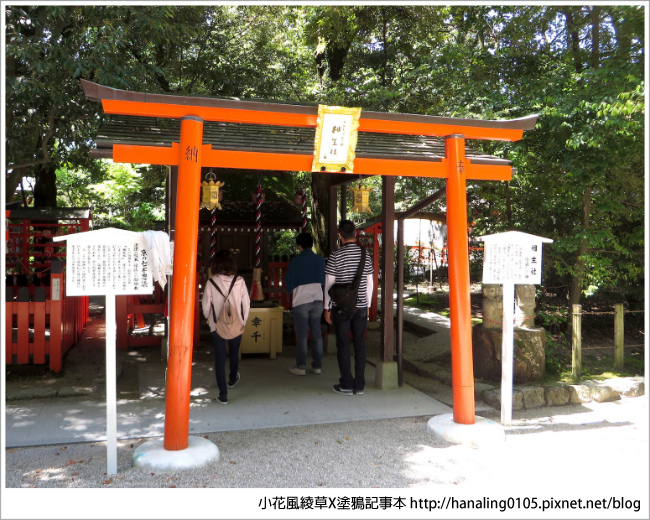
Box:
[82,80,538,180]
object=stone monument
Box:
[482,284,503,329]
[473,283,546,384]
[515,284,536,328]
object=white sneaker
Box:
[311,368,322,375]
[289,366,306,376]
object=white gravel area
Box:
[3,396,648,519]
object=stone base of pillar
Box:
[427,413,505,447]
[374,361,399,390]
[133,436,219,473]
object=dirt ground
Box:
[404,284,645,375]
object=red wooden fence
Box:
[6,210,92,372]
[115,282,170,350]
[266,260,292,310]
[5,262,88,372]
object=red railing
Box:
[5,263,88,372]
[115,283,170,350]
[5,211,91,372]
[266,260,292,310]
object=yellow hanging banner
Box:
[312,104,361,174]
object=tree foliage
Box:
[4,4,645,308]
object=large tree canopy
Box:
[4,4,645,307]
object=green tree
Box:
[5,4,644,311]
[56,161,167,230]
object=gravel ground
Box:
[3,303,648,519]
[3,397,648,519]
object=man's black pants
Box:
[332,306,367,392]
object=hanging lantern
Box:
[293,190,304,205]
[201,171,225,210]
[349,183,372,214]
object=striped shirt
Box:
[325,243,373,308]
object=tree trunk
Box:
[33,162,58,207]
[5,166,27,204]
[568,186,593,322]
[310,171,331,256]
[562,8,583,73]
[589,6,601,69]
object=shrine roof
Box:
[82,80,537,139]
[6,207,92,221]
[92,115,511,167]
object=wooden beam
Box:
[102,99,317,129]
[110,144,512,181]
[358,119,525,142]
[396,219,405,386]
[114,144,179,165]
[397,188,446,221]
[380,176,396,363]
[329,173,367,187]
[328,184,338,255]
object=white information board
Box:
[480,231,552,284]
[477,231,553,426]
[317,112,354,165]
[55,228,153,296]
[53,227,155,476]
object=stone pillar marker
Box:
[476,231,553,425]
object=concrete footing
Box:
[133,436,220,472]
[374,361,398,390]
[427,413,505,447]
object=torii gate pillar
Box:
[164,116,204,450]
[445,135,475,424]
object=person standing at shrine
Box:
[202,249,250,405]
[285,232,326,376]
[324,220,374,395]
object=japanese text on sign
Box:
[60,233,153,296]
[318,113,351,164]
[312,104,361,173]
[482,241,542,284]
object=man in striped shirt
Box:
[324,220,374,396]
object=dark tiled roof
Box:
[82,80,537,136]
[93,115,510,166]
[6,207,92,220]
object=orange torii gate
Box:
[81,80,537,451]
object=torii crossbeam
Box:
[82,80,537,450]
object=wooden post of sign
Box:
[105,291,118,476]
[164,116,204,451]
[500,283,516,426]
[445,135,475,425]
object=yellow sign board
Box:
[312,104,361,173]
